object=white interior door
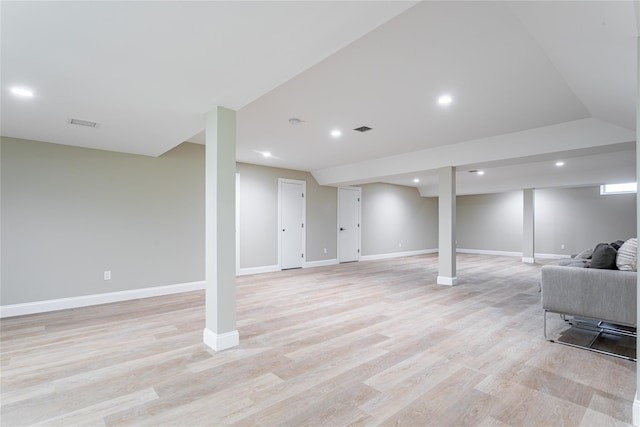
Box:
[280,179,305,269]
[338,187,361,263]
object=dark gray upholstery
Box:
[541,265,637,327]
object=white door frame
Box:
[278,178,306,269]
[235,173,240,276]
[337,186,361,263]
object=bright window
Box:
[600,182,637,195]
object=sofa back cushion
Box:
[590,243,618,269]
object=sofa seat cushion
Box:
[558,259,589,268]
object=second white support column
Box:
[522,188,535,264]
[438,166,458,286]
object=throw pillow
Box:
[611,240,625,250]
[616,237,637,271]
[590,243,618,269]
[574,248,593,259]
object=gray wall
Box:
[535,186,637,255]
[455,187,637,256]
[4,136,635,306]
[1,140,342,305]
[236,162,337,267]
[456,191,523,253]
[361,183,438,256]
[1,137,205,305]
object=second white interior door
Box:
[280,179,305,269]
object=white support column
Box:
[203,106,239,351]
[522,189,535,264]
[437,166,457,286]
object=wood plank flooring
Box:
[1,254,636,426]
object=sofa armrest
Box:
[541,265,637,327]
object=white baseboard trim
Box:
[203,328,239,351]
[237,265,280,276]
[633,392,640,426]
[304,259,339,268]
[0,281,206,319]
[360,249,438,261]
[237,248,552,275]
[456,248,522,258]
[437,276,458,286]
[522,257,535,264]
[456,249,572,261]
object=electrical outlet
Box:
[399,243,402,247]
[323,248,327,254]
[104,270,111,281]
[561,244,565,250]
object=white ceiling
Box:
[2,1,638,196]
[1,1,416,155]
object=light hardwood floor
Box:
[1,254,636,426]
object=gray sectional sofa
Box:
[540,238,637,360]
[541,265,637,327]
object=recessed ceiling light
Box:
[11,87,34,98]
[288,118,304,125]
[413,178,420,183]
[477,170,485,176]
[253,150,280,160]
[331,130,341,137]
[437,94,452,106]
[555,161,565,167]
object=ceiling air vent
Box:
[354,126,372,133]
[68,118,100,128]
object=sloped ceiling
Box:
[2,1,638,196]
[1,1,416,155]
